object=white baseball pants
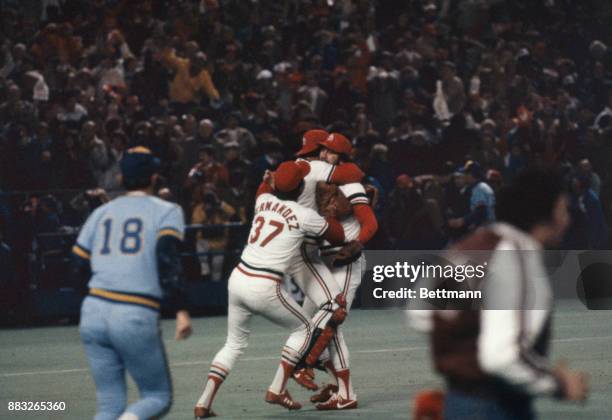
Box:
[211,264,313,372]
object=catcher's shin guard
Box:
[305,294,347,366]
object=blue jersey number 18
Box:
[100,218,143,255]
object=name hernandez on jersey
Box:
[254,197,300,231]
[241,193,330,274]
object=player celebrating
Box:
[283,129,365,390]
[302,133,378,410]
[193,161,346,418]
[73,146,193,420]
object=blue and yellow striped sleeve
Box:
[157,205,185,241]
[157,227,183,240]
[72,243,91,259]
[74,212,97,259]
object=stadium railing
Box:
[0,214,250,324]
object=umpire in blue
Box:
[72,146,193,420]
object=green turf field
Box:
[1,302,610,419]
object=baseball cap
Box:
[462,160,483,177]
[274,161,310,193]
[320,132,352,155]
[296,129,328,156]
[120,146,160,181]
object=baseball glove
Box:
[316,182,352,219]
[332,240,364,267]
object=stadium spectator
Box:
[1,123,47,190]
[98,130,127,192]
[448,161,495,232]
[578,158,601,197]
[162,44,219,114]
[252,138,284,184]
[385,174,444,249]
[52,129,95,189]
[191,188,235,282]
[79,121,109,187]
[67,188,111,226]
[186,145,229,192]
[214,112,257,157]
[440,61,466,116]
[365,143,395,194]
[57,91,88,127]
[220,168,250,225]
[0,83,35,128]
[444,168,470,242]
[32,194,61,235]
[368,57,400,134]
[222,142,249,176]
[0,228,14,288]
[566,175,608,249]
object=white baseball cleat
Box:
[315,393,358,410]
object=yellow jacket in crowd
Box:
[162,49,220,104]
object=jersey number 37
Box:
[249,216,284,247]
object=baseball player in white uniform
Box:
[286,129,365,316]
[193,161,346,418]
[300,133,379,410]
[282,130,366,391]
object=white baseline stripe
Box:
[554,335,612,343]
[0,346,429,377]
[2,336,612,378]
[1,368,86,377]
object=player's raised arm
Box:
[157,205,192,340]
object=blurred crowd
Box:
[2,0,612,289]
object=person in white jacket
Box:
[409,168,588,420]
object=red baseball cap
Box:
[296,129,328,157]
[320,132,352,155]
[274,161,309,193]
